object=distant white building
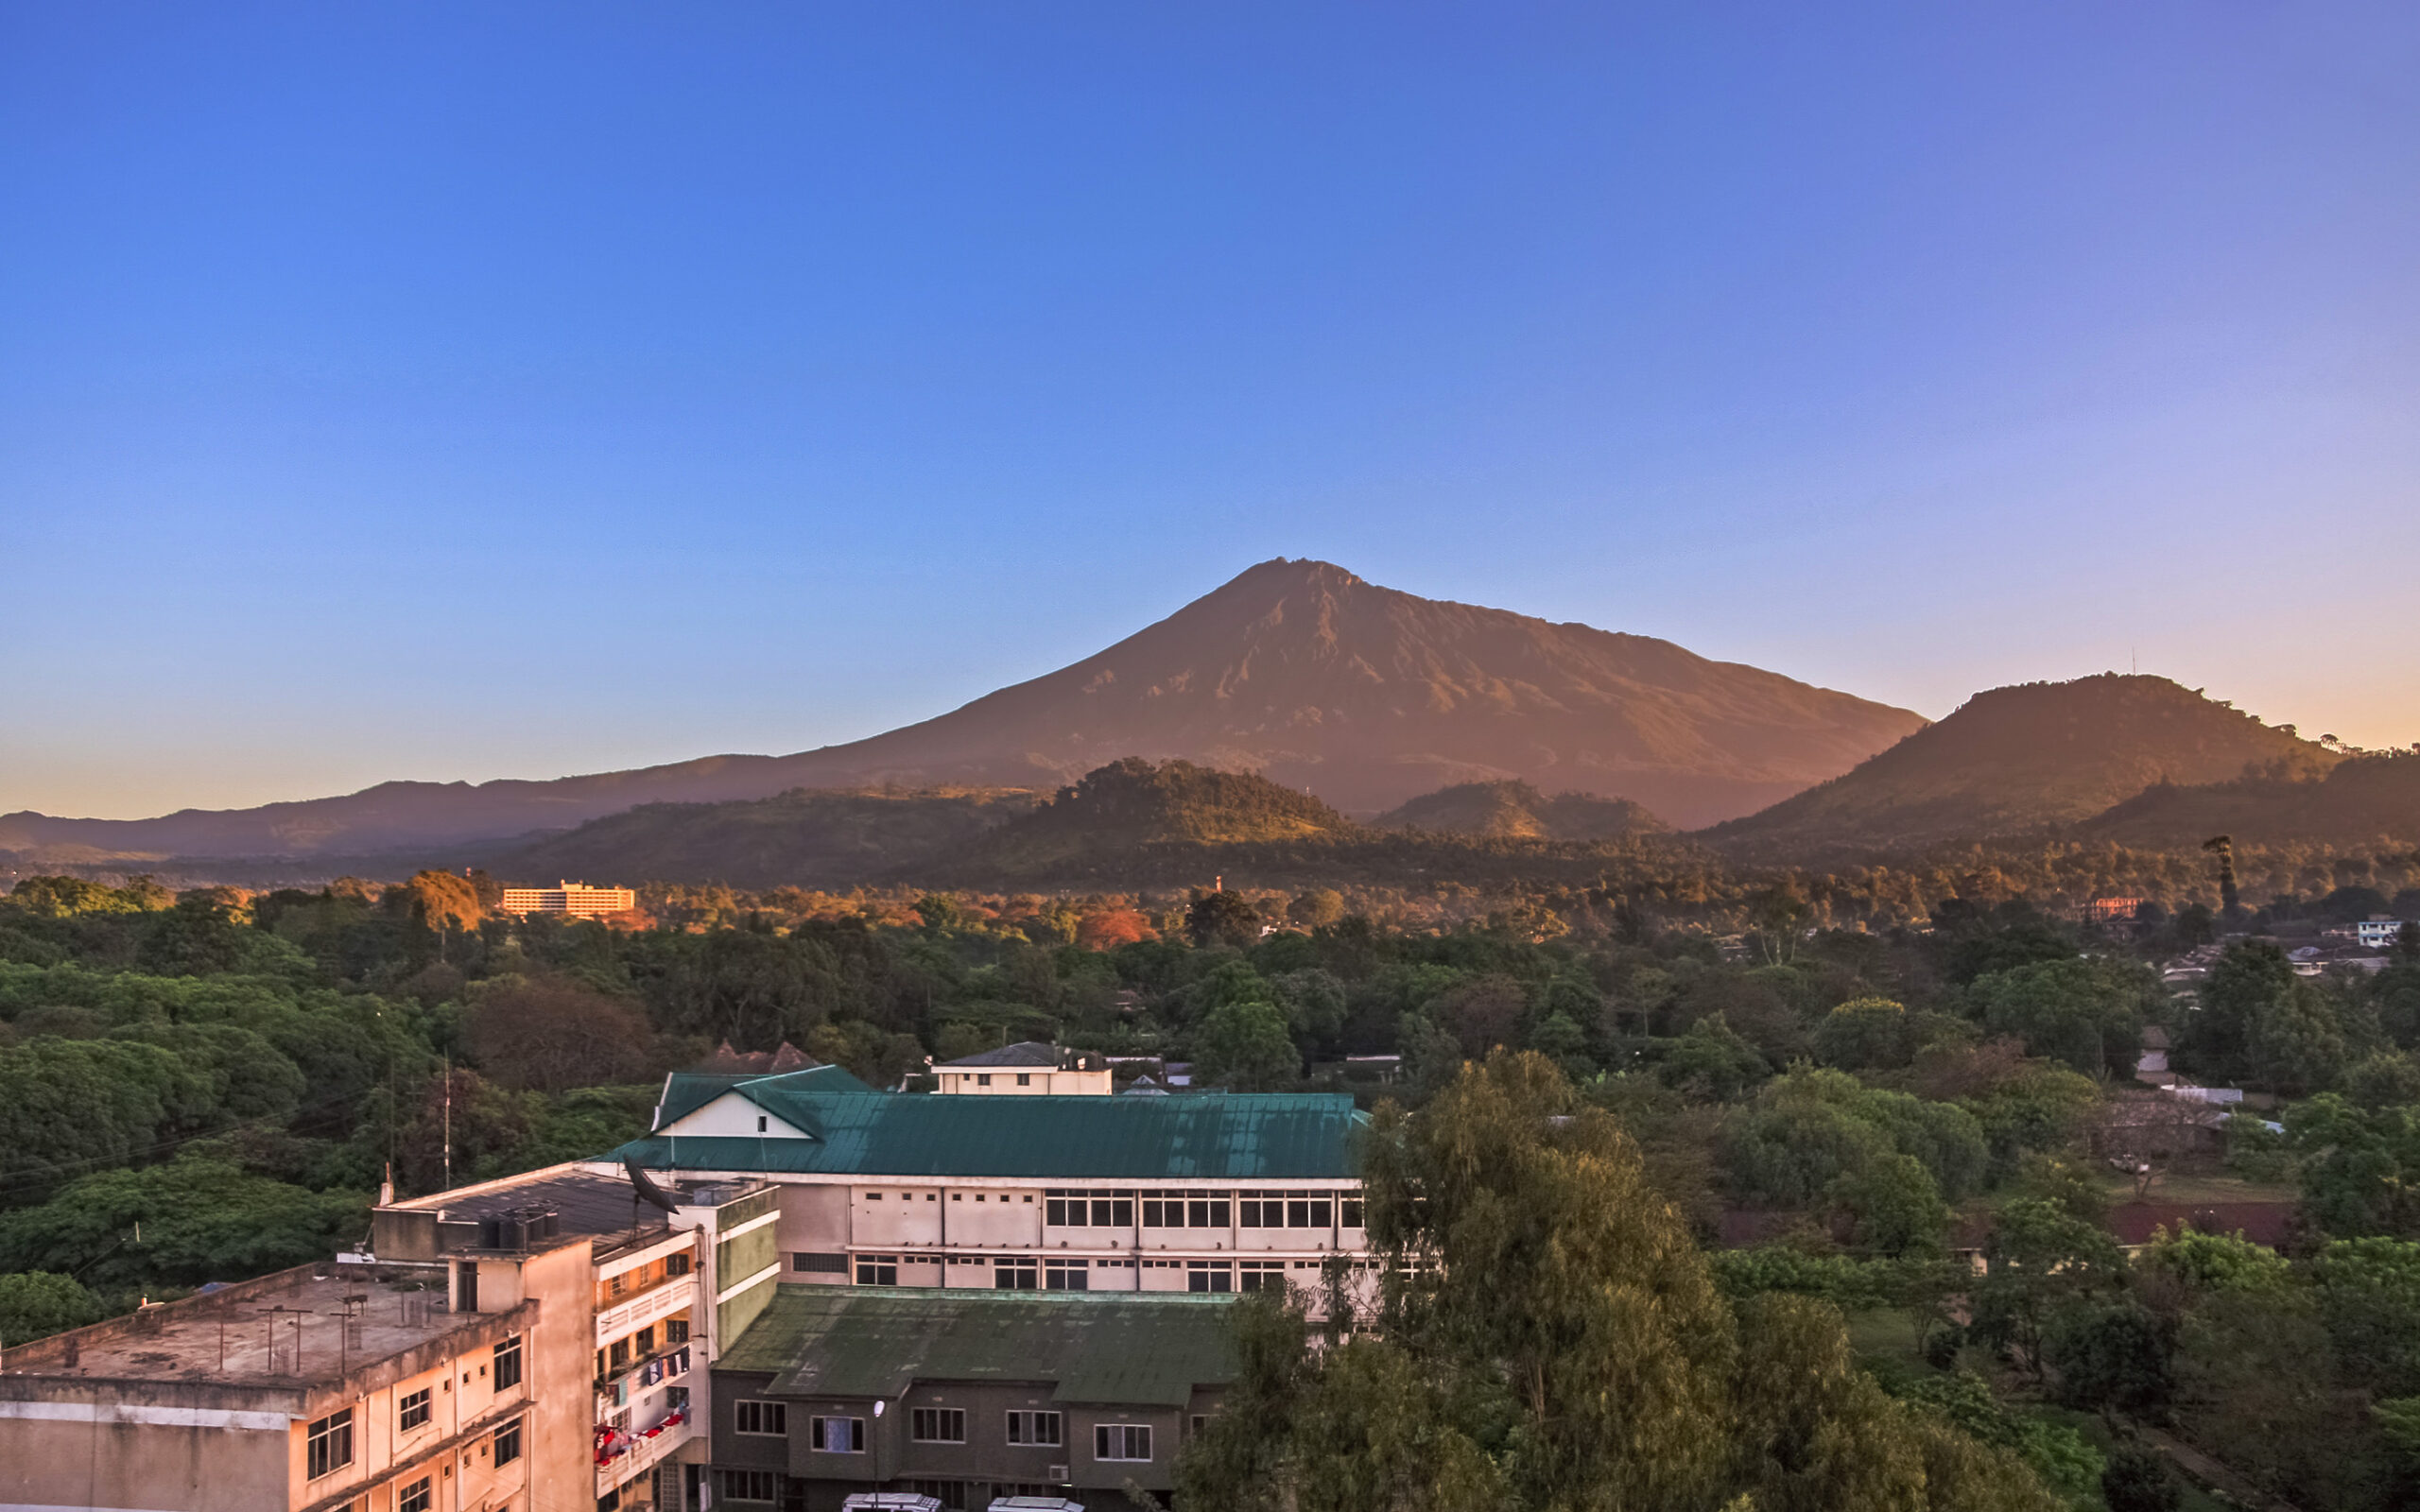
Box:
[2357,919,2407,949]
[496,881,637,917]
[931,1041,1115,1096]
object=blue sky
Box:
[4,2,2416,818]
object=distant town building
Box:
[498,881,637,918]
[931,1042,1114,1096]
[2083,897,2145,923]
[2357,918,2408,949]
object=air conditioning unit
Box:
[1046,1465,1068,1483]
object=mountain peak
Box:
[1,564,1927,861]
[1709,672,2335,853]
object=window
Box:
[719,1469,778,1501]
[666,1251,693,1276]
[994,1256,1038,1289]
[1290,1195,1333,1228]
[1239,1261,1287,1293]
[1340,1196,1365,1228]
[1016,1073,1032,1086]
[493,1418,523,1467]
[756,1115,768,1132]
[977,1074,992,1086]
[609,1337,631,1371]
[811,1416,866,1452]
[735,1400,788,1435]
[399,1386,432,1433]
[1187,1262,1233,1294]
[399,1477,432,1512]
[1044,1189,1134,1228]
[856,1255,898,1285]
[1045,1258,1089,1291]
[492,1334,522,1391]
[666,1317,690,1344]
[1096,1423,1152,1462]
[794,1251,848,1274]
[1142,1191,1234,1228]
[912,1482,971,1510]
[911,1407,966,1442]
[634,1324,656,1355]
[305,1408,353,1479]
[1007,1410,1063,1446]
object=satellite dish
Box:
[624,1159,681,1214]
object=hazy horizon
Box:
[7,4,2416,820]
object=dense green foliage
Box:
[5,850,2420,1507]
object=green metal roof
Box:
[720,1285,1241,1407]
[652,1064,875,1129]
[614,1090,1366,1180]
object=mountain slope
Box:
[1705,674,2336,855]
[0,558,1925,858]
[1376,780,1667,840]
[2076,752,2420,849]
[485,786,1040,890]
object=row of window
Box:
[303,1410,521,1485]
[597,1316,691,1380]
[1043,1190,1363,1229]
[734,1403,1146,1460]
[717,1474,1065,1510]
[304,1337,525,1480]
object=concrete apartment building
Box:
[710,1288,1240,1512]
[929,1043,1113,1097]
[494,882,637,918]
[369,1164,786,1512]
[0,1262,537,1512]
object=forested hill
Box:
[2076,750,2420,849]
[941,758,1358,877]
[1704,674,2333,857]
[1376,780,1668,840]
[484,786,1040,891]
[0,558,1922,862]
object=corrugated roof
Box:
[653,1064,874,1130]
[720,1286,1241,1407]
[615,1091,1366,1180]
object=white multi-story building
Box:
[930,1041,1115,1096]
[2357,918,2407,949]
[587,1063,1373,1309]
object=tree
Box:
[1814,997,1915,1071]
[466,977,656,1092]
[1965,957,2153,1078]
[1288,889,1346,929]
[0,1154,368,1291]
[0,1271,106,1345]
[2183,940,2346,1092]
[2288,1094,2420,1239]
[2100,1447,2183,1512]
[1969,1197,2124,1377]
[2042,1299,2172,1413]
[1186,889,1262,949]
[1191,999,1301,1091]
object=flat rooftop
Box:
[0,1265,514,1389]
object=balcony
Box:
[595,1273,699,1344]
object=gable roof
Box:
[653,1064,876,1131]
[720,1285,1240,1406]
[616,1090,1366,1180]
